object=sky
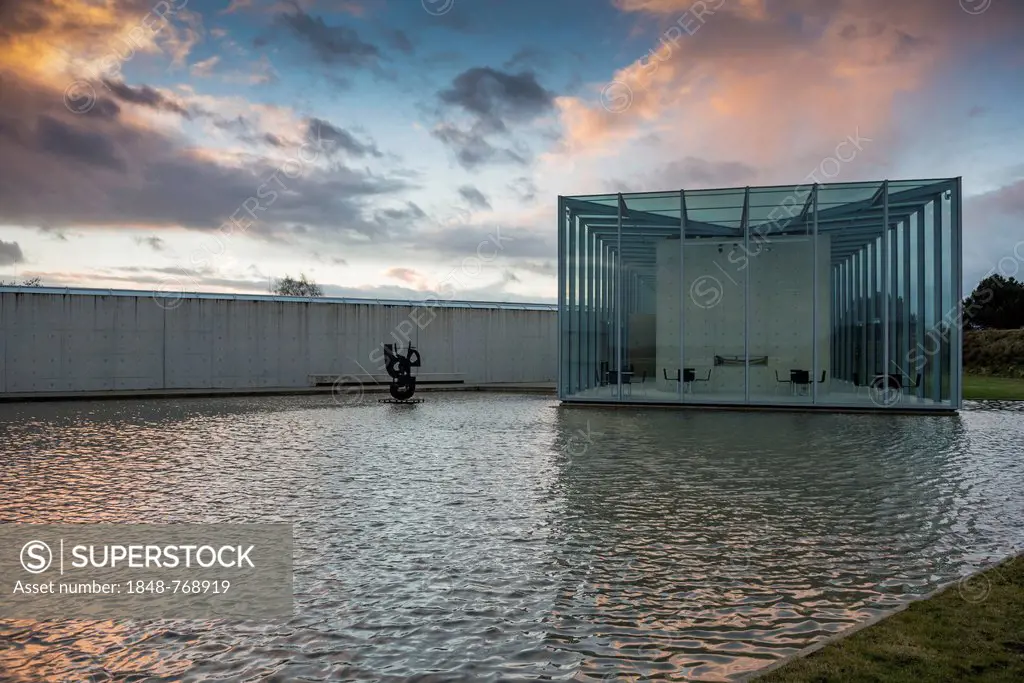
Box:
[0,0,1022,304]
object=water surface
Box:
[1,394,1022,681]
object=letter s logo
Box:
[21,540,52,574]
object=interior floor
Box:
[564,378,947,407]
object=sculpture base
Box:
[377,398,424,404]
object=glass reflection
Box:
[560,179,961,409]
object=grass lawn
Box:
[754,554,1024,682]
[963,375,1024,400]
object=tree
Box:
[270,273,323,297]
[962,274,1024,330]
[0,277,42,286]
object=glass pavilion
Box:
[558,179,962,411]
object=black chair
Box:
[802,370,826,387]
[793,370,827,394]
[779,370,826,395]
[774,370,792,393]
[790,369,811,395]
[628,369,648,396]
[685,368,711,393]
[665,368,710,394]
[604,362,624,385]
[664,368,681,395]
[606,364,636,396]
[853,371,891,395]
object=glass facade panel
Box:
[747,186,816,404]
[922,201,937,401]
[940,188,954,405]
[820,181,886,407]
[569,194,621,208]
[560,197,618,400]
[618,192,681,402]
[558,179,961,411]
[681,188,746,402]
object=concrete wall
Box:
[655,236,832,394]
[0,290,557,394]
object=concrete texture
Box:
[0,383,557,403]
[0,289,557,397]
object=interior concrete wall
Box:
[628,313,657,378]
[655,236,832,394]
[0,292,557,393]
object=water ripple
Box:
[1,395,1022,681]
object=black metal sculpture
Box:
[382,343,421,400]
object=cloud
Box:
[243,55,280,84]
[432,66,555,169]
[384,266,422,284]
[430,122,527,169]
[210,113,252,135]
[503,48,551,72]
[515,260,556,277]
[0,0,563,297]
[277,5,379,67]
[190,55,220,77]
[458,185,492,210]
[262,132,288,147]
[371,201,427,226]
[35,115,127,172]
[1,0,204,89]
[985,179,1024,216]
[508,176,538,202]
[439,67,554,133]
[181,97,365,155]
[617,156,758,192]
[385,29,413,55]
[0,70,415,247]
[307,117,381,158]
[223,0,254,13]
[964,178,1024,289]
[412,223,554,261]
[321,281,548,303]
[162,8,205,69]
[223,0,371,16]
[36,225,71,241]
[553,0,1024,172]
[40,266,273,294]
[29,262,552,303]
[101,79,191,116]
[0,240,24,266]
[134,235,166,251]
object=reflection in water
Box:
[1,395,1022,681]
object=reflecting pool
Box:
[1,394,1022,681]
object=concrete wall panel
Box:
[1,291,556,395]
[0,294,6,392]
